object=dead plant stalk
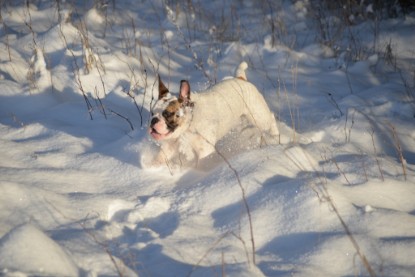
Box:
[388,123,407,180]
[369,128,384,181]
[214,145,256,265]
[318,152,376,277]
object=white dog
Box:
[148,62,279,166]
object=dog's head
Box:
[149,76,192,141]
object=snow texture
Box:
[0,1,415,276]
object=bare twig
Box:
[292,61,300,129]
[281,74,296,142]
[315,151,376,277]
[45,200,125,277]
[24,3,37,48]
[331,156,351,186]
[325,90,343,117]
[80,216,125,277]
[369,128,384,181]
[187,131,256,265]
[388,123,407,180]
[230,231,251,266]
[344,108,355,142]
[321,187,377,277]
[109,109,134,131]
[187,232,230,277]
[95,86,107,119]
[0,12,12,61]
[213,145,256,265]
[345,62,354,94]
[58,20,94,120]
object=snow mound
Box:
[0,224,79,277]
[1,1,415,276]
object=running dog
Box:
[148,62,279,166]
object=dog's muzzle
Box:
[149,116,172,140]
[151,117,160,126]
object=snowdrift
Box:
[1,1,414,276]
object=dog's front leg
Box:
[152,142,176,167]
[187,132,216,161]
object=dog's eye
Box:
[163,111,173,118]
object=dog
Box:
[148,62,279,167]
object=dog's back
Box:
[189,63,279,142]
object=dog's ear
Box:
[179,80,191,105]
[158,75,169,99]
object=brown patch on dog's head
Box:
[156,80,192,132]
[162,100,182,131]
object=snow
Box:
[1,1,415,276]
[0,224,79,276]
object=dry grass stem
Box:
[369,128,384,181]
[388,123,407,180]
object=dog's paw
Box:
[141,157,165,169]
[141,155,181,174]
[139,151,162,169]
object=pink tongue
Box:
[150,128,169,140]
[150,131,162,140]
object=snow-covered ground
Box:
[1,0,415,276]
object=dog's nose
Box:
[151,117,159,126]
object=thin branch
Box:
[388,123,407,180]
[109,109,134,131]
[331,156,351,186]
[369,128,384,181]
[213,145,256,265]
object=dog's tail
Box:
[235,61,248,81]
